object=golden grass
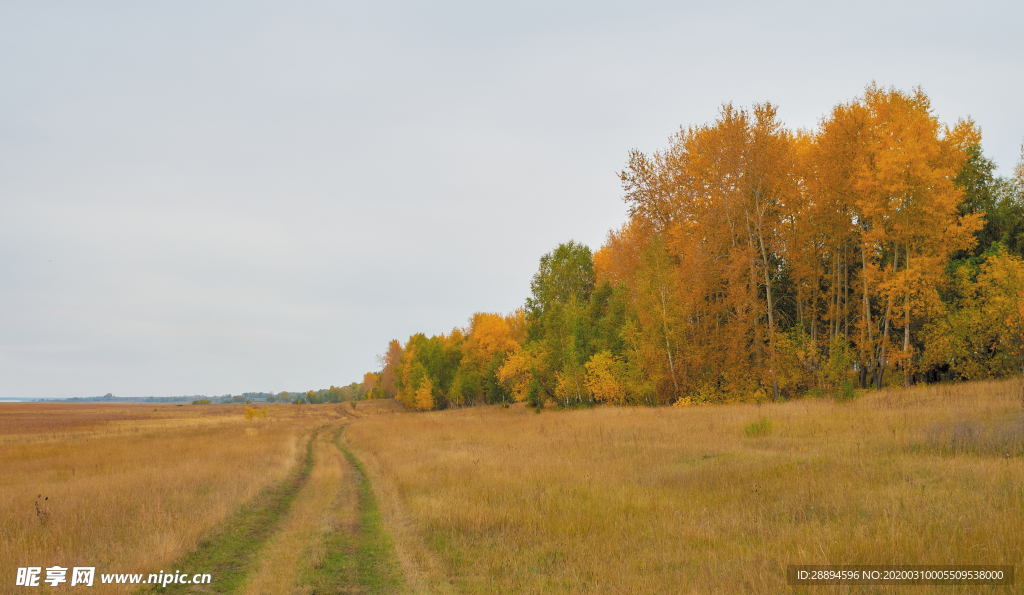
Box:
[0,402,339,594]
[344,381,1024,594]
[240,424,354,595]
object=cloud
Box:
[1,0,1021,398]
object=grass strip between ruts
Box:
[325,427,404,594]
[141,428,320,594]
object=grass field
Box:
[343,379,1024,594]
[0,401,403,594]
[2,380,1023,593]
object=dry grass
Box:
[0,402,338,594]
[344,380,1024,594]
[240,423,353,595]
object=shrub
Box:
[743,416,772,437]
[192,399,211,405]
[835,379,856,402]
[244,406,268,422]
[526,381,543,409]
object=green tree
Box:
[483,351,511,404]
[526,241,595,331]
[954,144,1024,258]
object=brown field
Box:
[0,402,335,593]
[343,379,1024,594]
[3,381,1023,594]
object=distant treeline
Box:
[170,383,376,404]
[264,381,373,404]
[369,84,1024,411]
[66,393,218,403]
[64,384,385,405]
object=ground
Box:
[2,380,1023,594]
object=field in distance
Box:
[344,379,1024,594]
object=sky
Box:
[1,1,1022,399]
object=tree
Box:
[414,376,434,411]
[594,219,648,292]
[922,247,1024,380]
[497,345,536,404]
[585,351,626,405]
[631,237,687,403]
[366,85,1020,410]
[244,406,268,422]
[463,312,522,369]
[526,241,595,325]
[842,86,981,388]
[362,373,377,398]
[378,340,402,399]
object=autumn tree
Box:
[378,339,402,399]
[362,372,377,398]
[369,85,1020,411]
[922,247,1024,380]
[514,242,599,405]
[836,86,982,388]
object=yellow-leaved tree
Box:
[414,376,434,411]
[584,351,626,405]
[496,345,536,404]
[922,248,1024,380]
[837,86,982,388]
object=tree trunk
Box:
[659,287,680,401]
[874,249,899,390]
[756,232,780,401]
[844,245,850,341]
[860,244,873,389]
[903,247,911,389]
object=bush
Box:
[244,406,268,422]
[743,416,772,437]
[192,399,211,405]
[526,381,543,409]
[835,379,856,402]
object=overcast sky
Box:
[1,1,1021,399]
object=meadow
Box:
[0,402,336,593]
[2,380,1023,594]
[344,379,1024,594]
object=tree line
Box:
[369,84,1024,410]
[264,379,376,404]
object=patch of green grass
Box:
[743,416,772,438]
[678,453,720,467]
[143,429,320,593]
[334,429,405,593]
[300,427,359,594]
